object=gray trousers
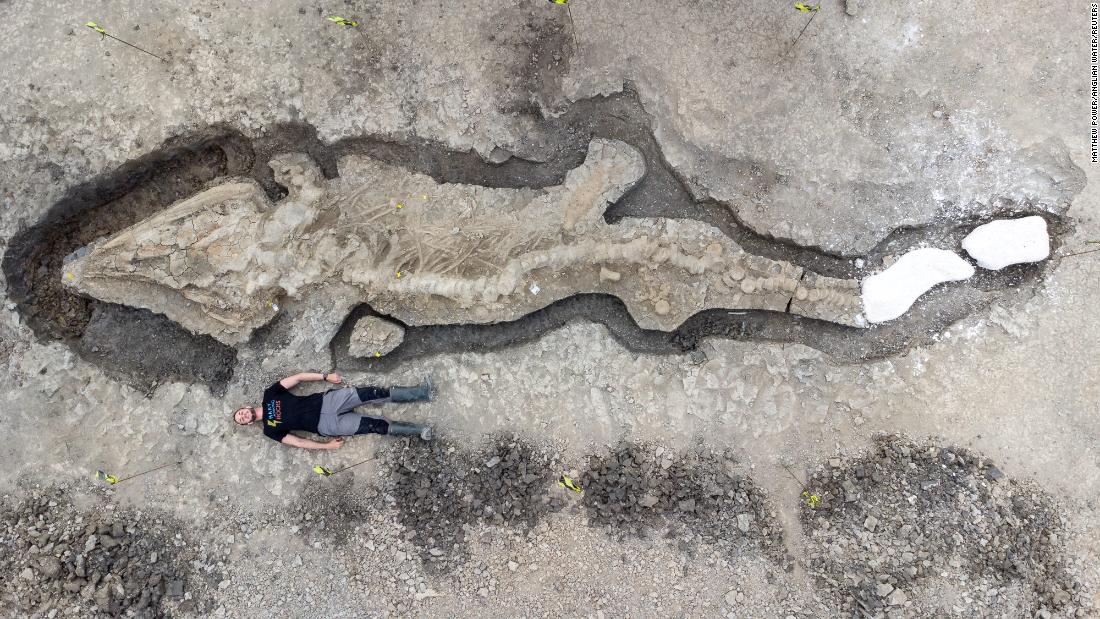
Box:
[317,388,386,436]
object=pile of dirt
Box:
[291,474,379,545]
[800,435,1091,617]
[383,436,565,571]
[0,486,218,618]
[580,442,786,564]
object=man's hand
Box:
[326,437,345,449]
[325,373,343,384]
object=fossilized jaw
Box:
[62,182,285,344]
[62,138,866,349]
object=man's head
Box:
[233,406,259,426]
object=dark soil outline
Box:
[2,88,1071,392]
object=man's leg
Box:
[354,416,390,435]
[317,388,365,436]
[351,415,431,440]
[389,376,433,403]
[385,420,433,440]
[356,386,390,404]
[356,416,432,440]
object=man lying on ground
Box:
[232,372,433,449]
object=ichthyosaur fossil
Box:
[61,139,864,350]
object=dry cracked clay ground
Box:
[1,1,1099,618]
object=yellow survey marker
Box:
[327,16,359,27]
[558,474,583,493]
[86,21,108,36]
[94,461,180,486]
[84,20,168,62]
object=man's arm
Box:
[281,435,344,450]
[278,372,343,389]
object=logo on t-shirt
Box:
[265,399,283,428]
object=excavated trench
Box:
[2,89,1066,390]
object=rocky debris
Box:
[347,315,406,357]
[580,443,786,565]
[800,436,1091,617]
[0,486,216,618]
[383,436,564,572]
[291,476,378,546]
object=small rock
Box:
[486,147,513,164]
[94,584,112,610]
[348,316,405,357]
[876,583,894,597]
[485,456,501,468]
[38,557,61,579]
[167,580,185,599]
[19,567,35,581]
[724,589,739,606]
[842,480,858,501]
[887,588,908,606]
[678,499,696,512]
[638,494,659,508]
[737,513,752,533]
[654,299,671,316]
[864,516,879,532]
[507,561,518,572]
[985,466,1004,481]
[599,267,621,282]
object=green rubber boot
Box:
[390,376,433,403]
[387,421,432,441]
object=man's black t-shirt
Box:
[261,382,324,442]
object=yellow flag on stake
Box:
[558,474,582,493]
[86,21,108,37]
[327,16,359,27]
